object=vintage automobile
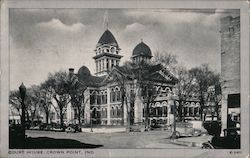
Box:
[65,124,81,133]
[203,120,221,136]
[129,122,145,132]
[201,128,240,149]
[171,122,202,138]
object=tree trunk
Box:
[45,111,49,124]
[145,101,149,131]
[26,111,30,122]
[177,99,183,122]
[125,96,130,132]
[77,105,82,132]
[59,109,64,130]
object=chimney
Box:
[69,68,74,79]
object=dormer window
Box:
[98,48,101,54]
[111,47,115,53]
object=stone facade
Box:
[220,16,240,135]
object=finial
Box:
[140,38,143,43]
[103,10,109,30]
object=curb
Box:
[170,139,203,147]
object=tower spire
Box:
[103,10,109,30]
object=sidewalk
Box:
[170,135,213,147]
[81,127,126,133]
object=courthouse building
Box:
[66,29,181,126]
[47,28,202,126]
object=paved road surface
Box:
[26,130,195,149]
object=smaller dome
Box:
[132,41,152,57]
[78,66,91,77]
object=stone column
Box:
[100,59,103,72]
[167,103,173,126]
[104,59,107,70]
[123,103,127,125]
[220,94,228,136]
[107,87,111,125]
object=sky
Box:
[9,9,239,90]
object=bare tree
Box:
[40,82,54,125]
[67,74,88,130]
[44,71,72,129]
[175,66,197,121]
[153,51,178,73]
[26,85,43,123]
[189,64,221,121]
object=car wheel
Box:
[175,131,181,138]
[171,131,180,139]
[201,143,214,149]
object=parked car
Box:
[201,128,240,149]
[65,124,81,133]
[129,122,145,132]
[30,125,40,130]
[52,124,65,132]
[150,123,168,131]
[203,120,221,136]
[171,122,202,138]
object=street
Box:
[25,130,194,149]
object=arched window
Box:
[111,89,116,102]
[106,59,109,70]
[97,95,101,104]
[184,107,188,116]
[194,107,199,116]
[113,107,116,117]
[92,108,97,118]
[90,91,97,105]
[111,107,114,118]
[111,59,114,68]
[116,91,121,102]
[116,106,119,117]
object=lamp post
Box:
[19,83,26,142]
[170,92,178,139]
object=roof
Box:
[107,63,178,84]
[93,52,123,60]
[76,66,106,87]
[132,41,152,58]
[77,74,106,87]
[78,66,91,77]
[97,29,118,47]
[75,63,178,88]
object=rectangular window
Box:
[228,93,240,108]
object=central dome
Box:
[78,66,91,78]
[97,29,118,46]
[132,41,152,57]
